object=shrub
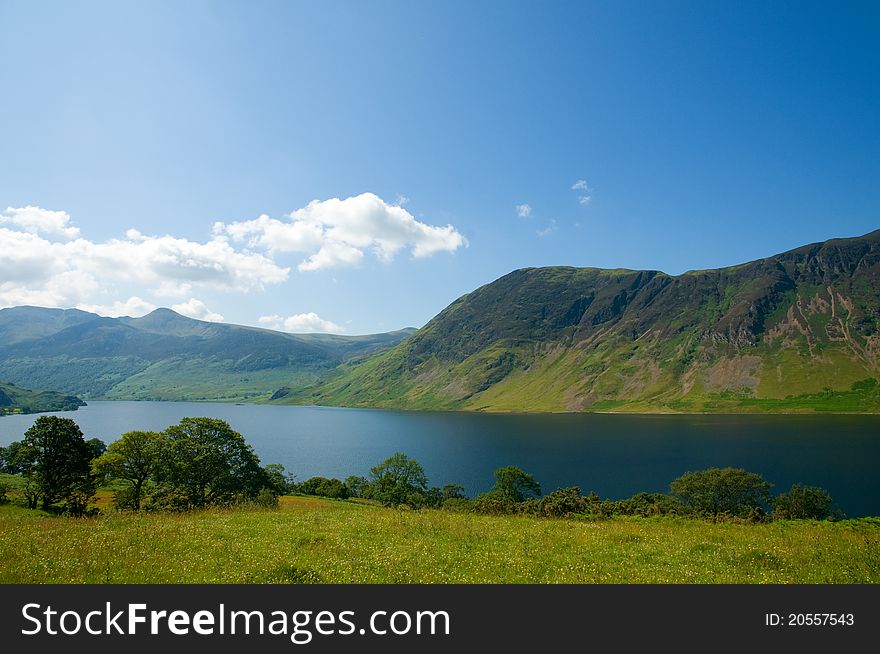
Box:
[611,492,688,517]
[292,477,349,499]
[473,490,517,515]
[253,487,279,508]
[772,484,838,520]
[670,467,771,517]
[537,487,589,518]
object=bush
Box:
[610,492,688,517]
[670,467,771,517]
[254,487,279,508]
[473,490,517,515]
[0,481,10,505]
[111,485,143,511]
[537,487,589,518]
[292,477,349,499]
[772,484,838,520]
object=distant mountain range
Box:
[0,307,414,402]
[277,230,880,413]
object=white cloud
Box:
[536,220,558,238]
[171,298,225,322]
[78,296,158,318]
[515,203,532,218]
[578,195,592,205]
[571,180,591,192]
[0,206,289,313]
[258,312,344,333]
[1,205,80,239]
[217,192,466,272]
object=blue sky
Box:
[1,0,877,333]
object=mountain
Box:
[0,307,415,402]
[277,230,880,413]
[0,380,85,416]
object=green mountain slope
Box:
[279,230,880,413]
[0,307,414,402]
[0,380,85,416]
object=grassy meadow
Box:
[1,494,878,584]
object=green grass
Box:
[1,497,878,584]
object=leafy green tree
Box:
[293,476,349,499]
[442,484,466,500]
[670,467,771,517]
[16,416,95,513]
[154,417,265,509]
[492,466,541,502]
[0,441,26,474]
[369,453,428,507]
[345,475,372,498]
[772,484,837,520]
[86,438,107,460]
[93,431,164,510]
[262,463,293,495]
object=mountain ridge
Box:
[0,307,415,401]
[276,229,880,413]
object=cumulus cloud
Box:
[216,192,466,272]
[578,195,592,205]
[78,296,157,318]
[171,298,225,322]
[0,209,290,312]
[258,312,344,333]
[1,205,81,240]
[571,180,591,192]
[515,203,532,218]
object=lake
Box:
[1,401,879,516]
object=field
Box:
[1,495,878,584]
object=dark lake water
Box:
[1,401,879,516]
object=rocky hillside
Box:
[278,230,880,412]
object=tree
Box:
[154,418,265,509]
[442,484,466,500]
[293,477,349,499]
[670,467,771,517]
[369,453,428,507]
[492,466,541,503]
[86,438,107,460]
[16,416,95,513]
[0,441,26,474]
[93,431,164,510]
[345,475,372,498]
[263,463,293,495]
[772,484,837,520]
